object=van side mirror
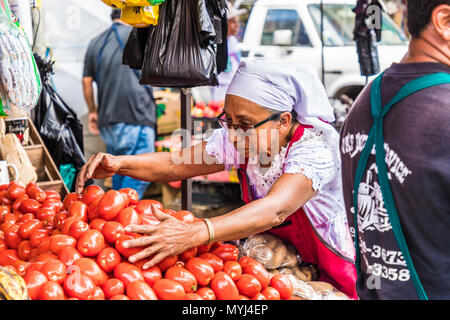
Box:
[273,29,293,46]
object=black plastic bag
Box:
[140,0,218,88]
[122,26,153,70]
[32,55,86,190]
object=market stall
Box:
[0,0,352,301]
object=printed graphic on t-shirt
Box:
[341,132,413,287]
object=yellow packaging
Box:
[124,0,151,5]
[121,5,159,27]
[101,0,126,9]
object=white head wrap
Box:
[226,59,339,142]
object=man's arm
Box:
[82,76,100,135]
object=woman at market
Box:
[76,60,357,299]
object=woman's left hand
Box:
[122,205,207,270]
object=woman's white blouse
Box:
[205,127,355,261]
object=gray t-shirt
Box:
[83,23,156,128]
[340,62,450,300]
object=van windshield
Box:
[308,4,408,46]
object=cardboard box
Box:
[154,90,193,136]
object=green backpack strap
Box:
[353,72,450,300]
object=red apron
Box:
[237,124,358,299]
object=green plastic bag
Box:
[0,0,42,117]
[60,163,77,192]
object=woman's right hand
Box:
[75,153,122,194]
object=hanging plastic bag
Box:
[122,26,153,70]
[101,0,126,9]
[121,5,159,28]
[32,55,86,191]
[138,0,218,88]
[0,0,41,115]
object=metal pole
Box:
[180,88,192,212]
[320,0,325,85]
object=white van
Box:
[240,0,409,100]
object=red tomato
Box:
[0,249,19,266]
[68,220,89,240]
[90,286,106,300]
[0,184,8,191]
[141,266,162,287]
[77,229,105,257]
[71,258,108,287]
[38,281,65,300]
[25,261,43,273]
[113,262,144,287]
[68,201,88,222]
[137,199,163,210]
[238,295,250,300]
[53,212,67,230]
[119,188,139,206]
[211,243,239,262]
[185,257,214,286]
[64,271,96,300]
[36,207,56,222]
[156,255,179,272]
[153,279,185,300]
[24,270,47,300]
[89,218,107,232]
[185,293,203,300]
[236,274,262,298]
[196,243,213,254]
[98,190,128,221]
[36,237,52,255]
[18,240,32,260]
[179,247,198,261]
[210,271,240,300]
[35,252,58,264]
[262,286,281,300]
[97,247,121,273]
[243,262,270,289]
[171,210,196,223]
[45,191,61,201]
[0,238,5,251]
[58,247,82,266]
[109,295,129,300]
[196,287,216,300]
[87,198,101,221]
[63,193,81,211]
[20,199,40,214]
[26,183,46,202]
[198,253,223,273]
[102,221,125,244]
[81,185,104,206]
[5,224,21,249]
[115,235,142,258]
[126,280,158,300]
[18,219,42,240]
[42,199,63,212]
[13,260,29,277]
[41,259,67,284]
[29,229,50,248]
[50,235,77,254]
[2,213,17,225]
[270,274,293,300]
[12,194,29,212]
[223,260,242,281]
[61,216,81,235]
[7,184,26,200]
[102,278,125,299]
[165,265,197,293]
[0,205,10,219]
[16,213,35,224]
[251,293,267,300]
[115,207,141,228]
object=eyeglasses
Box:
[216,111,283,132]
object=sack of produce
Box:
[241,233,301,269]
[0,0,41,115]
[0,266,30,300]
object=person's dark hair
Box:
[407,0,450,38]
[111,9,122,21]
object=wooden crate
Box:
[24,119,69,198]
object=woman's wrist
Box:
[193,220,211,247]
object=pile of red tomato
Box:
[0,182,295,300]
